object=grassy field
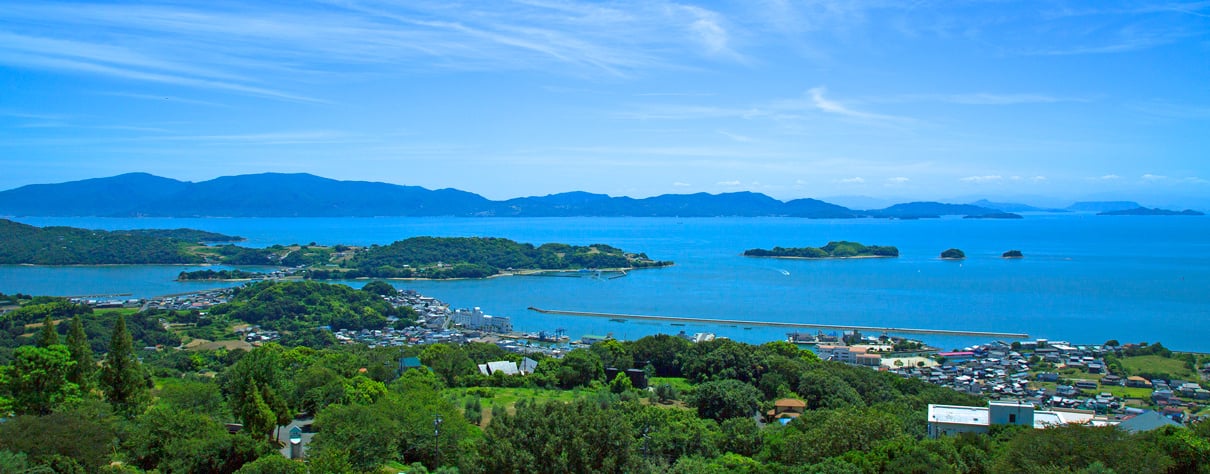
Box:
[444,386,600,426]
[1097,385,1155,400]
[94,308,141,317]
[1119,355,1198,380]
[649,377,696,394]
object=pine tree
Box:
[99,315,147,415]
[66,316,94,392]
[35,315,59,347]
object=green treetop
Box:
[35,315,59,347]
[99,315,148,415]
[66,315,94,392]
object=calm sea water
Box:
[3,215,1209,351]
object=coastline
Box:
[174,264,671,282]
[743,255,896,260]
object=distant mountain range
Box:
[0,173,1193,218]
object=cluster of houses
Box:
[873,338,1209,433]
[332,326,469,347]
[140,289,232,312]
[383,291,513,333]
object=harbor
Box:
[527,307,1030,339]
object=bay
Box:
[3,215,1208,351]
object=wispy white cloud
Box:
[717,180,742,186]
[1030,176,1047,182]
[0,0,746,99]
[1142,173,1167,181]
[672,181,691,187]
[614,105,770,121]
[1129,101,1210,120]
[673,4,741,60]
[891,93,1079,105]
[97,91,233,108]
[960,175,1003,183]
[807,87,910,123]
[1091,174,1121,180]
[836,177,865,184]
[886,177,910,184]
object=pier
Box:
[527,307,1029,339]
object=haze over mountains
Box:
[0,173,1186,218]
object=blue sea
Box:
[3,215,1208,351]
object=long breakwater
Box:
[527,307,1029,339]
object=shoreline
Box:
[743,255,896,260]
[174,264,671,282]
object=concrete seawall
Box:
[527,307,1029,339]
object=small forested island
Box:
[1097,207,1205,216]
[1002,250,1024,258]
[177,269,269,281]
[743,241,899,258]
[964,212,1024,219]
[940,248,966,259]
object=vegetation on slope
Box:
[308,237,672,279]
[743,241,899,258]
[206,281,416,331]
[0,219,205,265]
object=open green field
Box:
[93,307,141,317]
[649,376,696,394]
[445,386,601,425]
[1119,355,1198,380]
[1097,385,1156,400]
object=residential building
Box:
[766,398,807,424]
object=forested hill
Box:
[0,219,219,265]
[309,237,672,279]
[207,280,415,331]
[744,241,899,258]
[2,172,1020,218]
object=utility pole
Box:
[434,413,443,467]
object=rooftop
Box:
[928,404,987,426]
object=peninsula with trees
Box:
[306,237,672,280]
[0,220,671,280]
[743,241,899,259]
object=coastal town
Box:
[57,284,1210,435]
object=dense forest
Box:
[0,219,206,265]
[0,221,670,281]
[308,237,671,280]
[120,229,244,243]
[178,269,269,281]
[206,281,417,332]
[0,295,182,364]
[743,241,900,258]
[2,284,1208,473]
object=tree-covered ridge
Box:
[308,237,672,279]
[743,241,899,258]
[207,281,416,332]
[121,228,243,243]
[177,269,269,281]
[0,299,181,363]
[0,219,204,265]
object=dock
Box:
[527,307,1029,339]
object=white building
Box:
[450,307,512,333]
[927,401,1101,438]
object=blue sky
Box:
[2,1,1208,205]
